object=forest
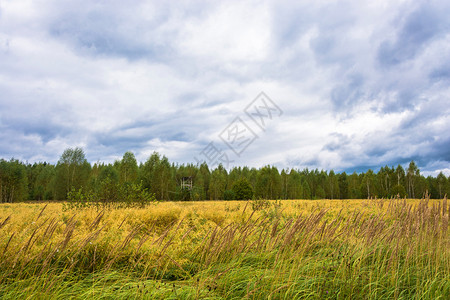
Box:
[0,147,449,203]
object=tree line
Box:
[0,147,449,203]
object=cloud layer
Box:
[0,0,449,175]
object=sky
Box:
[0,0,449,176]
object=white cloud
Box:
[177,1,272,63]
[0,0,449,174]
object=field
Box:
[0,198,449,299]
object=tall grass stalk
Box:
[0,197,448,299]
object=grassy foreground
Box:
[0,198,449,299]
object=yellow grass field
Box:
[0,198,449,299]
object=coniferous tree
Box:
[338,172,348,199]
[302,180,311,199]
[287,169,302,199]
[348,172,361,199]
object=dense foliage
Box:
[0,148,449,202]
[232,178,253,200]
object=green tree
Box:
[415,175,429,199]
[119,151,138,184]
[256,166,281,199]
[232,178,253,200]
[0,159,28,202]
[286,169,302,199]
[392,165,406,197]
[315,186,326,199]
[437,172,447,199]
[377,166,393,197]
[348,172,361,199]
[338,172,348,199]
[391,184,407,198]
[281,169,288,199]
[302,180,311,199]
[196,163,210,200]
[395,165,406,185]
[209,165,227,200]
[327,170,339,199]
[140,152,159,195]
[32,163,55,200]
[157,156,173,200]
[228,167,241,191]
[407,161,419,198]
[361,169,375,199]
[54,147,90,200]
[223,189,236,200]
[98,165,120,203]
[144,153,177,201]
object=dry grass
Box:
[0,197,448,299]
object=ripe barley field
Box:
[0,198,449,299]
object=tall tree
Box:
[54,147,90,200]
[119,151,138,184]
[281,169,288,199]
[209,165,227,200]
[437,172,447,199]
[141,152,160,197]
[377,166,393,198]
[30,163,55,200]
[157,156,173,200]
[338,172,348,199]
[287,169,302,199]
[391,164,407,198]
[407,161,419,198]
[302,180,311,199]
[196,162,211,200]
[0,159,28,203]
[327,170,339,200]
[256,166,281,199]
[395,164,406,186]
[361,169,375,199]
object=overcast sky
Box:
[0,0,449,176]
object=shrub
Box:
[391,184,407,198]
[65,181,156,210]
[250,198,271,211]
[223,189,236,200]
[232,178,253,200]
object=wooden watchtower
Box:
[181,176,193,190]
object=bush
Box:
[250,198,271,211]
[64,181,156,210]
[223,189,236,200]
[232,179,253,200]
[391,184,407,198]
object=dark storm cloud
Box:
[377,4,449,67]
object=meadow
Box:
[0,197,448,299]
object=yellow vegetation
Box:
[0,198,448,299]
